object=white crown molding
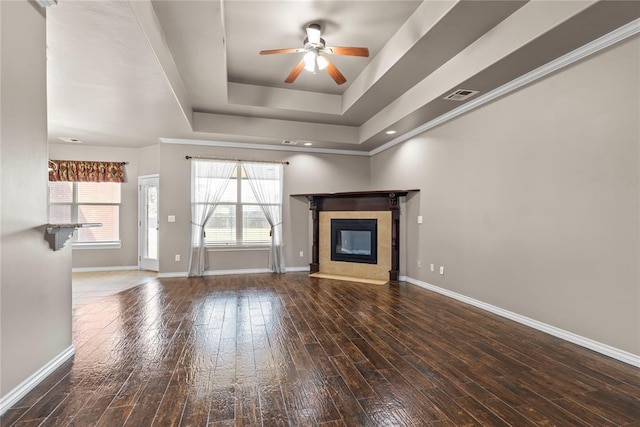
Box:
[370,18,640,156]
[400,276,640,368]
[0,346,75,416]
[159,137,370,157]
[72,265,139,273]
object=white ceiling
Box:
[46,1,640,152]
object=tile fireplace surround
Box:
[320,210,391,281]
[293,190,418,283]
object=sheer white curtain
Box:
[244,162,285,273]
[188,159,235,277]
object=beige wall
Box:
[158,143,371,274]
[370,37,640,355]
[48,144,141,269]
[1,1,73,396]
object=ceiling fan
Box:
[259,23,369,85]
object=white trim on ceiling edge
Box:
[157,266,310,278]
[160,18,640,158]
[0,346,75,416]
[159,137,370,157]
[400,276,640,368]
[72,265,140,273]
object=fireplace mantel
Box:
[292,190,419,282]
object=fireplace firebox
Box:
[331,219,377,264]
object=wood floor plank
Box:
[2,273,638,426]
[95,405,133,427]
[324,375,371,425]
[330,355,376,399]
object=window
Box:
[48,181,121,247]
[193,164,281,247]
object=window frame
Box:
[201,164,279,248]
[48,181,122,249]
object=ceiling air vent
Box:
[282,140,299,145]
[444,89,479,101]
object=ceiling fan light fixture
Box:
[303,51,316,72]
[316,55,328,70]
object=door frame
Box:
[138,174,159,271]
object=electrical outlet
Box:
[430,263,434,272]
[440,266,444,275]
[417,260,421,268]
[168,215,176,223]
[175,254,180,262]
[299,251,304,257]
[417,215,423,224]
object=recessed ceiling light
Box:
[58,137,82,144]
[385,130,397,135]
[303,142,313,146]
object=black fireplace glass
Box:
[331,219,377,264]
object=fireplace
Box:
[331,219,377,264]
[292,190,418,282]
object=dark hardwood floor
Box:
[2,273,639,426]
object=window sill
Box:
[72,242,122,250]
[207,245,269,252]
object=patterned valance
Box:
[48,160,126,183]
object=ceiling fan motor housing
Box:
[303,37,326,50]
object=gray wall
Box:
[48,144,141,269]
[1,1,73,396]
[158,143,371,274]
[370,37,640,355]
[138,143,159,177]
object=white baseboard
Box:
[285,266,310,272]
[400,276,640,368]
[72,265,139,273]
[203,268,272,276]
[157,271,188,278]
[0,345,75,416]
[158,267,309,278]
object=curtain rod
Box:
[49,160,129,165]
[185,155,289,165]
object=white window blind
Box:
[48,181,121,244]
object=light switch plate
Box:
[168,215,176,223]
[417,216,423,224]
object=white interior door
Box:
[139,175,159,271]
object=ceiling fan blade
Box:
[284,59,306,84]
[324,59,347,85]
[324,46,369,57]
[260,48,304,55]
